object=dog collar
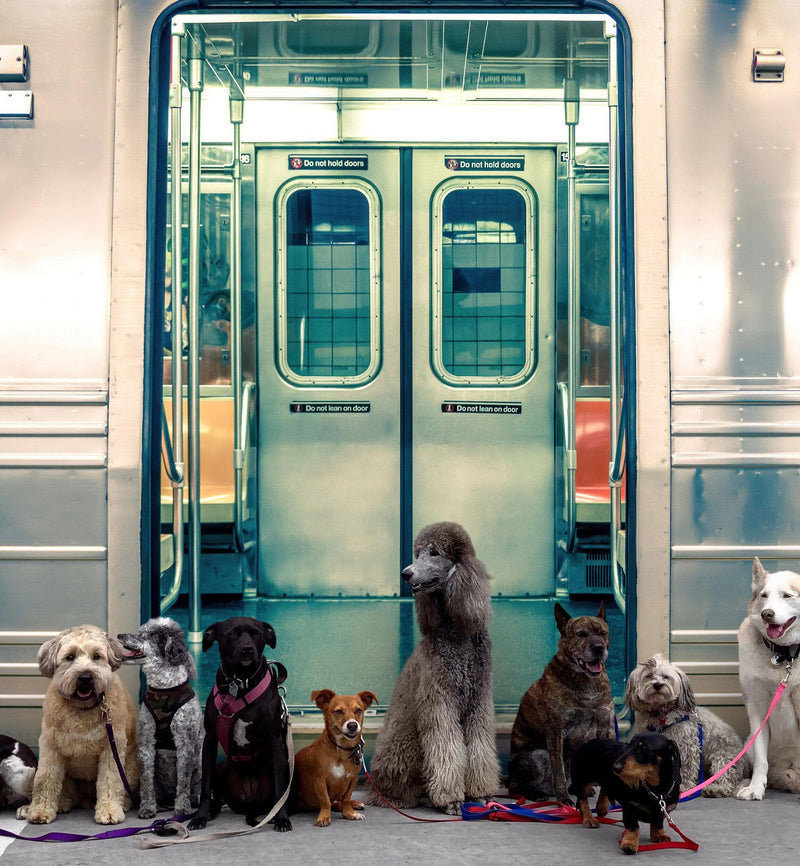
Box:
[327,734,364,767]
[762,637,800,668]
[646,714,691,731]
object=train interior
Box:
[152,10,631,754]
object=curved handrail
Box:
[557,382,577,552]
[233,381,256,553]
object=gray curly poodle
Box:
[364,522,500,814]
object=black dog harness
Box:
[144,682,197,751]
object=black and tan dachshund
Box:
[569,733,682,855]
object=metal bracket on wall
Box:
[752,48,785,82]
[0,45,29,82]
[1,90,33,118]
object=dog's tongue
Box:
[586,660,604,675]
[767,617,796,640]
[77,688,94,699]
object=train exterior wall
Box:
[665,1,800,729]
[5,0,790,744]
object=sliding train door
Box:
[256,146,555,596]
[411,150,555,594]
[256,149,401,595]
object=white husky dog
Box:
[737,557,800,800]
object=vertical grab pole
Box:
[186,30,204,642]
[606,20,626,615]
[564,56,580,553]
[161,22,186,614]
[229,49,247,558]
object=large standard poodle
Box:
[364,521,500,814]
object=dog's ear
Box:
[595,601,606,621]
[675,664,697,713]
[105,634,125,671]
[165,633,197,679]
[259,621,276,649]
[358,690,378,708]
[624,662,641,712]
[202,623,219,652]
[752,557,768,593]
[312,689,335,710]
[37,633,63,679]
[554,602,571,635]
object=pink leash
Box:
[680,677,788,801]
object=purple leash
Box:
[0,818,183,844]
[100,693,138,805]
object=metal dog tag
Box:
[228,680,240,698]
[770,652,785,669]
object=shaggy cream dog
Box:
[18,625,139,825]
[626,654,750,797]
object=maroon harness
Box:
[211,667,272,762]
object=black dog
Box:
[0,734,37,811]
[188,617,292,832]
[569,733,682,855]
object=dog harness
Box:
[212,663,273,762]
[143,681,197,751]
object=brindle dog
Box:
[507,602,614,804]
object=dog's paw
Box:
[15,804,28,821]
[650,827,671,844]
[25,803,57,825]
[94,802,125,825]
[343,810,366,821]
[273,815,292,832]
[138,804,157,819]
[442,800,463,816]
[619,828,640,854]
[735,780,765,801]
[187,816,207,830]
[314,814,332,827]
[582,815,600,829]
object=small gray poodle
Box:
[364,522,500,815]
[119,617,203,817]
[625,654,751,797]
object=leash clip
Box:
[100,693,111,724]
[782,658,794,684]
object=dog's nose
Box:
[346,720,359,734]
[77,673,93,688]
[761,608,775,623]
[652,682,664,691]
[402,564,415,582]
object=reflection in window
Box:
[284,188,373,380]
[440,188,531,379]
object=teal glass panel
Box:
[284,189,372,378]
[440,188,529,378]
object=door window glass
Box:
[276,181,380,385]
[433,181,536,384]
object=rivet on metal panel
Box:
[752,48,785,82]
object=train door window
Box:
[577,183,611,390]
[165,185,234,389]
[432,181,536,384]
[275,180,381,385]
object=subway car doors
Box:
[256,147,554,597]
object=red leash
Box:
[361,761,461,822]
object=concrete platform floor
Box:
[1,787,798,865]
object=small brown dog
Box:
[291,689,378,827]
[507,602,614,804]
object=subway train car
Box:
[2,0,798,752]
